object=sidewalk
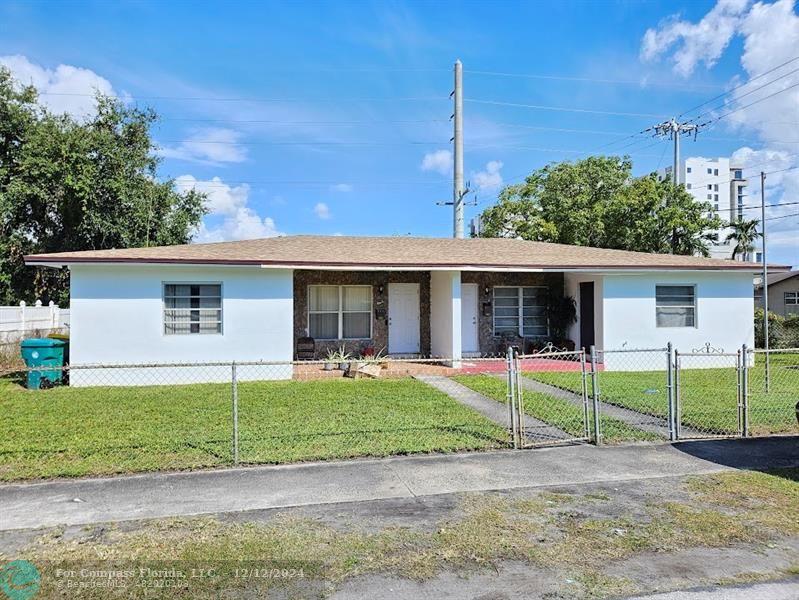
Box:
[1,437,797,531]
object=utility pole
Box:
[651,118,703,252]
[452,59,464,238]
[652,118,702,185]
[761,171,770,391]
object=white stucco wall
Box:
[564,273,604,350]
[602,271,755,370]
[68,264,294,385]
[429,270,461,362]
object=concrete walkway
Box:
[414,374,571,442]
[0,437,796,531]
[521,376,667,437]
[519,376,704,439]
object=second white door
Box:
[388,283,420,354]
[461,283,480,355]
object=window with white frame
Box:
[786,292,798,306]
[308,285,372,340]
[164,284,222,335]
[493,287,548,337]
[655,285,696,328]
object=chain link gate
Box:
[506,346,593,448]
[674,350,744,439]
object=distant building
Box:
[659,157,750,261]
[755,271,799,316]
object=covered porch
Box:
[293,269,603,361]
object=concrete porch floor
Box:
[292,357,588,380]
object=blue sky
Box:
[0,0,797,265]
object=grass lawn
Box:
[527,352,799,437]
[0,377,507,481]
[452,374,658,443]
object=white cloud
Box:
[641,0,799,265]
[175,175,281,242]
[330,183,353,193]
[160,128,247,165]
[640,0,751,76]
[314,202,331,220]
[420,149,452,175]
[472,160,504,193]
[0,54,122,117]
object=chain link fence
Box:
[746,348,799,437]
[1,345,796,481]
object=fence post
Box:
[674,350,681,440]
[514,348,524,447]
[589,345,602,446]
[741,344,749,438]
[19,301,25,334]
[666,342,675,442]
[231,361,239,464]
[506,347,519,449]
[580,350,590,440]
[49,300,57,329]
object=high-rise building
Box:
[659,157,749,261]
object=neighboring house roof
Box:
[755,271,799,289]
[24,236,790,272]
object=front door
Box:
[461,283,480,355]
[388,283,420,354]
[579,281,595,350]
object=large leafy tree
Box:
[478,156,722,256]
[0,67,207,306]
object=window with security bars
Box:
[493,286,548,337]
[656,285,696,327]
[308,285,372,340]
[164,284,222,334]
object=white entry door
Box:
[388,283,420,354]
[461,283,480,355]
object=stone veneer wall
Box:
[461,272,565,355]
[293,270,431,358]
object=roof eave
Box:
[23,255,781,273]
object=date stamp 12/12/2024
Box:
[44,564,307,593]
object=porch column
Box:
[430,270,462,366]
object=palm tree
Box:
[725,218,762,260]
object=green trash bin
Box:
[20,338,66,389]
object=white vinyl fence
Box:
[0,301,70,345]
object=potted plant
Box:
[546,294,577,351]
[332,344,352,370]
[323,349,337,371]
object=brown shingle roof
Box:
[24,235,786,271]
[755,271,799,288]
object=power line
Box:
[36,91,449,103]
[157,118,450,125]
[698,80,799,127]
[169,179,447,187]
[463,98,665,118]
[739,200,799,211]
[691,66,799,123]
[464,69,723,91]
[678,55,799,118]
[158,139,444,146]
[765,211,799,221]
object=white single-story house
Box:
[25,236,780,385]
